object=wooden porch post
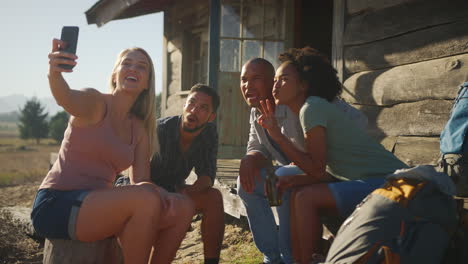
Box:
[208,0,221,90]
[332,0,345,82]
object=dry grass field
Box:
[0,122,18,138]
[0,136,58,186]
[0,125,262,264]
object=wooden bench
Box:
[43,238,122,264]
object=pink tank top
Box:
[40,104,137,190]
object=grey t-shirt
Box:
[300,96,408,181]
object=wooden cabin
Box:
[85,0,468,165]
[40,3,468,260]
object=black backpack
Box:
[323,166,458,264]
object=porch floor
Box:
[212,159,468,221]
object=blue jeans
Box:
[237,167,293,264]
[440,82,468,154]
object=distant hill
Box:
[0,95,63,116]
[0,111,19,122]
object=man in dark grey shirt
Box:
[150,115,217,193]
[151,84,224,264]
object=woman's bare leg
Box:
[75,182,162,264]
[293,184,337,264]
[150,192,195,264]
[290,189,301,262]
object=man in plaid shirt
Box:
[150,84,224,264]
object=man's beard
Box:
[182,122,207,133]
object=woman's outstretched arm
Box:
[48,38,105,123]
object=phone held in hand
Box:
[59,26,79,70]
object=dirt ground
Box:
[0,183,43,264]
[0,182,261,264]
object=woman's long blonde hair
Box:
[109,47,160,159]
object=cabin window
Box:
[220,0,287,72]
[182,30,208,91]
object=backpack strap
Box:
[373,178,426,208]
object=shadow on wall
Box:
[341,0,468,141]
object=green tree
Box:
[49,111,69,143]
[18,98,49,144]
[156,92,162,118]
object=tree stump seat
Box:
[43,237,123,264]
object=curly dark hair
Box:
[278,47,342,102]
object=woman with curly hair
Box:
[257,47,407,263]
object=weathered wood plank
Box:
[188,169,245,219]
[43,238,122,264]
[186,159,239,188]
[167,44,182,95]
[216,158,241,187]
[212,159,245,218]
[346,0,416,16]
[342,54,468,105]
[331,0,345,82]
[217,72,250,154]
[345,0,468,45]
[218,145,246,160]
[185,159,246,218]
[165,0,207,25]
[214,178,246,219]
[380,136,440,166]
[356,100,452,138]
[161,34,168,113]
[344,20,468,73]
[164,92,187,117]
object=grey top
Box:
[300,96,406,181]
[246,98,368,165]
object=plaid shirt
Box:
[150,115,218,192]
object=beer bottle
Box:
[265,163,282,206]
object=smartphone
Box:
[59,26,79,70]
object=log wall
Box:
[162,0,209,117]
[346,0,417,16]
[342,54,468,106]
[356,100,452,138]
[343,0,468,165]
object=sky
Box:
[1,0,164,99]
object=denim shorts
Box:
[31,188,89,240]
[328,177,386,217]
[274,165,386,217]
